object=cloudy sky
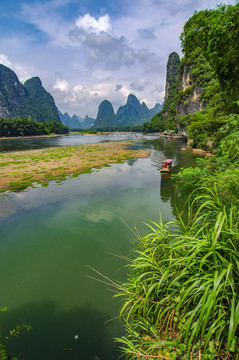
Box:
[0,0,236,117]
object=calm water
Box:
[0,132,157,152]
[0,135,199,360]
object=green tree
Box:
[180,3,239,102]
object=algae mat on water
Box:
[0,141,150,191]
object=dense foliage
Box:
[177,3,239,147]
[70,125,145,132]
[181,3,239,102]
[0,118,69,137]
[174,114,239,203]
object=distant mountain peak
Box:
[94,99,117,128]
[24,76,42,87]
[127,94,140,103]
[115,93,160,126]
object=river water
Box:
[0,134,199,360]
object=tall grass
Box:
[115,186,239,359]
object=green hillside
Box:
[24,77,61,124]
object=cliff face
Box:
[151,52,180,131]
[164,52,181,102]
[176,66,204,131]
[175,49,217,134]
[94,100,117,127]
[0,64,31,118]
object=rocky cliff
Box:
[0,64,31,118]
[175,48,217,134]
[164,52,181,102]
[150,49,218,134]
[151,52,180,131]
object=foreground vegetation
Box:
[0,141,149,192]
[115,186,239,359]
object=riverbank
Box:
[181,147,214,156]
[0,133,66,140]
[0,141,150,192]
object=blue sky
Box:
[0,0,236,117]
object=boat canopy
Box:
[164,159,173,164]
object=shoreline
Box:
[0,141,150,192]
[181,147,213,156]
[0,133,68,140]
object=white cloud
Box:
[0,54,13,68]
[54,79,69,92]
[75,13,112,35]
[0,53,34,83]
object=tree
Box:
[180,3,239,102]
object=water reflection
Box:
[4,300,119,360]
[0,133,158,153]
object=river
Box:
[0,134,199,360]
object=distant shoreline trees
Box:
[0,117,69,137]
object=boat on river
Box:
[160,159,173,172]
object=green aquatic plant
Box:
[0,307,31,360]
[114,187,239,359]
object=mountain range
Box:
[57,109,95,129]
[59,95,163,129]
[0,63,162,128]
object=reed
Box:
[115,186,239,359]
